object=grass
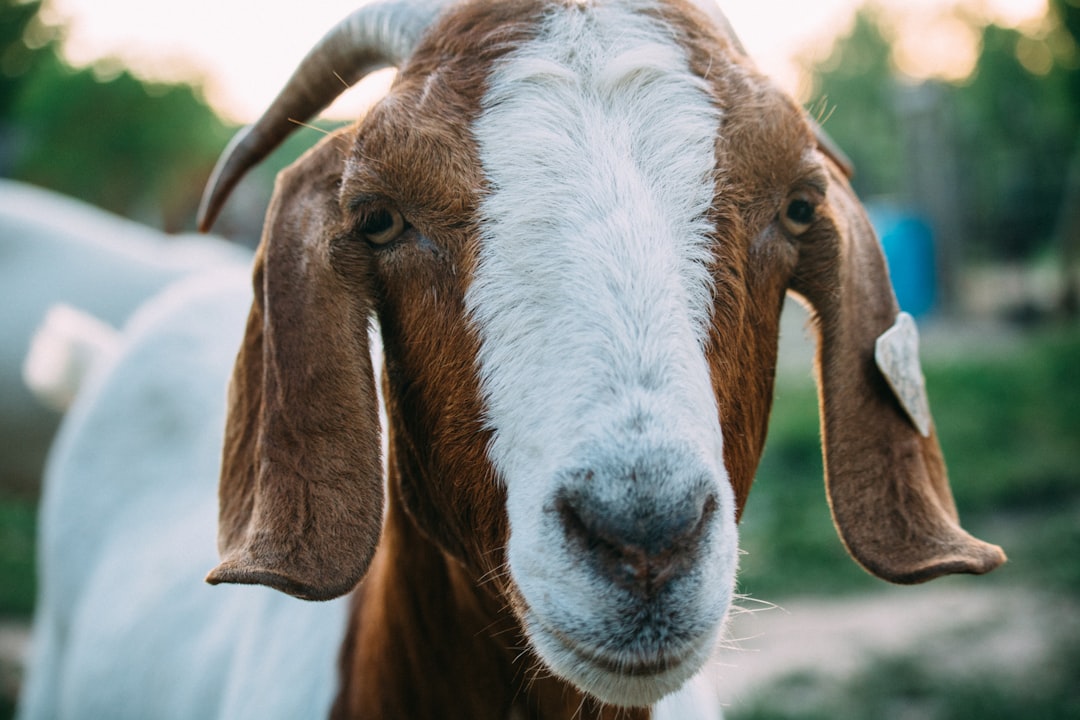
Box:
[928,330,1080,514]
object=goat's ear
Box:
[790,159,1006,584]
[206,129,384,601]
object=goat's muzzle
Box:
[505,441,737,707]
[553,481,718,601]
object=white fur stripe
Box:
[466,1,733,704]
[468,0,722,484]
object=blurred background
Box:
[1,0,1078,717]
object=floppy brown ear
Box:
[206,128,384,601]
[790,157,1006,584]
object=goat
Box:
[0,178,249,495]
[17,0,1006,717]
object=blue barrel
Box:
[868,203,938,318]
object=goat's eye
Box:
[359,208,406,246]
[781,194,817,236]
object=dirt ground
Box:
[713,582,1079,712]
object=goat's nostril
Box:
[553,488,717,597]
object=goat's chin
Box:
[523,611,722,708]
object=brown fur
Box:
[207,0,1005,717]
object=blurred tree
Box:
[9,52,232,229]
[1048,0,1080,316]
[803,7,903,200]
[953,21,1078,263]
[805,7,966,309]
[0,0,47,119]
[807,2,1080,316]
[0,0,234,230]
[1,0,50,173]
[1054,0,1080,98]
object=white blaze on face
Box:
[467,0,736,705]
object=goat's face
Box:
[206,0,1005,708]
[344,3,773,702]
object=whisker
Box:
[477,562,510,587]
[287,118,332,135]
[710,593,787,653]
[818,103,837,127]
[731,592,784,613]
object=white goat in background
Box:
[0,179,248,492]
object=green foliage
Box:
[808,3,1080,262]
[0,0,46,118]
[928,329,1080,515]
[804,8,904,199]
[952,22,1080,261]
[0,0,340,238]
[8,50,233,227]
[0,495,35,617]
[1000,507,1080,594]
[0,1,234,230]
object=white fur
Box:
[468,0,736,707]
[0,178,248,494]
[654,666,726,720]
[22,304,121,412]
[17,270,349,720]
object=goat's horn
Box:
[811,118,856,178]
[688,0,748,56]
[198,0,450,232]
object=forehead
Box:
[347,0,541,179]
[346,0,813,217]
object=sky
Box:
[42,0,1048,123]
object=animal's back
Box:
[18,269,349,719]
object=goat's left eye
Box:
[360,208,406,246]
[781,194,817,236]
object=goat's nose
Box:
[553,484,717,598]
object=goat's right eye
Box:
[359,208,406,246]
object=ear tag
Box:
[875,312,932,437]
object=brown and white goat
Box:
[21,0,1005,718]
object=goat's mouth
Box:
[517,599,721,707]
[544,621,693,677]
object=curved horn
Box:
[198,0,450,232]
[687,0,748,56]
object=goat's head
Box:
[201,0,1005,707]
